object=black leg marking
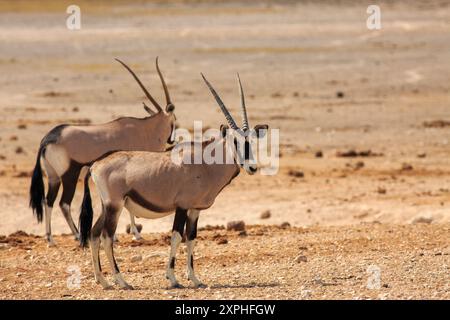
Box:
[46,181,60,207]
[59,161,82,207]
[186,216,199,241]
[170,257,175,269]
[190,255,194,270]
[103,204,120,238]
[172,207,187,234]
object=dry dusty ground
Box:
[0,224,449,300]
[0,0,449,299]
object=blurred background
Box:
[0,0,449,235]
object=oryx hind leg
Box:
[166,207,187,289]
[59,163,82,240]
[42,158,61,247]
[186,209,204,288]
[90,212,111,289]
[129,212,143,240]
[101,202,133,290]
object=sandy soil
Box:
[0,224,449,299]
[0,0,449,299]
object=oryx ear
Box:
[254,124,268,138]
[143,102,156,115]
[220,124,229,138]
[166,103,175,113]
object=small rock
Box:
[238,230,247,237]
[72,107,79,112]
[401,163,413,171]
[336,91,345,98]
[294,255,308,263]
[15,146,24,154]
[280,222,291,229]
[288,169,304,178]
[226,220,245,231]
[411,216,433,224]
[216,238,228,245]
[131,254,143,263]
[377,187,387,194]
[315,151,323,158]
[17,124,27,130]
[260,210,271,219]
[417,153,426,158]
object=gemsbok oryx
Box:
[79,73,268,289]
[29,58,177,246]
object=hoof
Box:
[47,241,56,248]
[132,235,143,241]
[120,284,134,290]
[102,285,114,290]
[194,283,207,289]
[73,234,80,241]
[169,283,184,289]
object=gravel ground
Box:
[0,223,448,300]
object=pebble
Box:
[294,255,308,263]
[226,220,245,231]
[280,222,291,229]
[260,210,271,219]
[411,216,433,224]
[131,255,143,263]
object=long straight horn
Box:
[237,73,249,131]
[155,57,172,108]
[201,73,239,130]
[115,58,163,113]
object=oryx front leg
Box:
[166,208,187,288]
[129,212,143,240]
[102,203,133,290]
[186,209,204,288]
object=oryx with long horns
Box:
[78,73,268,289]
[29,58,177,246]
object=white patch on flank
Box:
[124,197,171,219]
[44,144,70,177]
[91,172,109,203]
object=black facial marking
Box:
[244,140,251,160]
[126,189,171,213]
[170,257,175,269]
[167,124,174,144]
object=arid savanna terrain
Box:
[0,0,449,299]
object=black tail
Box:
[29,147,45,223]
[79,171,93,248]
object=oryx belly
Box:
[124,197,172,220]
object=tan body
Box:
[91,146,239,215]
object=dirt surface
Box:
[0,224,449,300]
[0,0,449,299]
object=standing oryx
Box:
[29,58,177,246]
[79,73,268,290]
